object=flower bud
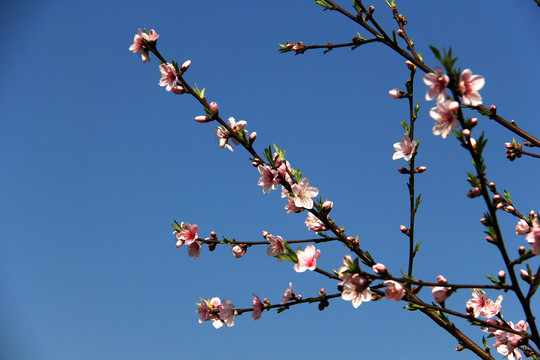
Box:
[322,201,334,212]
[194,115,212,123]
[369,5,375,13]
[519,246,526,255]
[456,346,465,352]
[506,205,515,213]
[180,60,191,71]
[469,138,477,151]
[211,231,217,239]
[485,236,496,244]
[400,225,409,235]
[462,129,470,137]
[171,85,186,94]
[405,61,416,70]
[466,187,481,198]
[505,142,515,149]
[470,118,478,127]
[520,269,531,284]
[208,102,219,115]
[437,275,448,284]
[262,231,269,239]
[416,166,427,173]
[488,182,496,191]
[493,194,502,202]
[397,167,410,174]
[498,270,506,283]
[389,88,404,99]
[490,105,497,114]
[496,202,505,210]
[337,282,344,292]
[175,239,184,249]
[208,241,217,251]
[372,263,388,275]
[249,132,257,146]
[397,29,404,37]
[480,218,488,225]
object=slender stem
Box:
[521,150,540,159]
[406,68,417,278]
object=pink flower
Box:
[188,241,201,260]
[252,294,264,320]
[392,133,416,161]
[284,195,304,213]
[159,63,178,91]
[431,286,451,303]
[465,289,502,318]
[305,213,327,232]
[383,280,405,301]
[291,178,319,209]
[266,234,286,262]
[459,69,485,106]
[231,244,246,258]
[515,219,530,235]
[294,244,321,272]
[216,299,237,328]
[257,165,279,194]
[526,217,540,255]
[129,29,159,62]
[227,117,248,142]
[197,297,222,324]
[423,67,449,102]
[493,321,528,360]
[281,282,297,304]
[341,274,372,308]
[430,100,460,138]
[177,222,199,245]
[215,126,233,151]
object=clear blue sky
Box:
[1,1,539,359]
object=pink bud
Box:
[397,167,410,174]
[322,201,333,212]
[372,263,387,275]
[437,275,448,284]
[520,269,531,283]
[180,60,191,71]
[397,29,404,37]
[470,118,478,126]
[507,205,515,213]
[505,142,515,149]
[208,102,219,115]
[171,85,186,94]
[194,115,212,123]
[210,231,217,239]
[496,202,505,210]
[262,231,269,239]
[175,239,184,249]
[416,166,427,173]
[480,218,487,225]
[249,132,257,145]
[467,187,481,198]
[488,182,496,190]
[519,246,526,255]
[493,194,502,202]
[389,88,404,99]
[498,270,506,283]
[400,225,409,234]
[490,105,497,113]
[486,236,496,244]
[462,129,470,137]
[405,61,416,70]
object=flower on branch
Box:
[266,234,286,261]
[281,282,298,304]
[526,216,540,255]
[129,29,159,63]
[430,100,460,139]
[423,67,449,102]
[294,244,321,272]
[217,299,237,328]
[465,289,502,318]
[305,212,327,232]
[392,133,417,161]
[158,63,178,91]
[252,294,264,320]
[231,244,246,258]
[291,178,319,209]
[459,69,485,106]
[341,274,372,308]
[257,165,279,194]
[176,222,199,245]
[383,280,405,301]
[338,255,355,282]
[515,219,530,235]
[197,297,222,324]
[215,126,233,151]
[491,320,529,360]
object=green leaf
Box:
[400,121,410,133]
[413,242,421,256]
[171,219,182,232]
[429,45,442,61]
[486,274,499,285]
[314,0,332,10]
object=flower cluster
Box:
[485,320,529,360]
[215,117,248,151]
[466,289,502,318]
[197,297,237,329]
[129,29,159,63]
[423,67,484,138]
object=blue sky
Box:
[1,1,539,359]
